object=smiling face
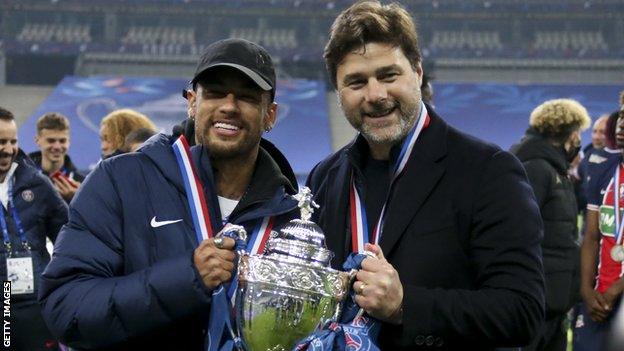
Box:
[188,67,276,160]
[0,119,18,180]
[36,128,69,165]
[336,43,422,148]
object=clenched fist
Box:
[353,243,404,324]
[193,236,236,291]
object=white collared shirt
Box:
[0,162,19,210]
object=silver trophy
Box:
[236,187,352,351]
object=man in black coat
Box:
[306,1,545,350]
[511,98,591,351]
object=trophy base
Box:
[237,282,335,351]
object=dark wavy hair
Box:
[324,1,421,88]
[604,110,621,149]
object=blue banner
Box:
[18,79,621,175]
[434,83,623,150]
[18,75,332,176]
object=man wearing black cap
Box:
[39,39,301,350]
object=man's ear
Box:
[186,90,197,119]
[264,102,278,131]
[34,134,41,147]
[415,61,423,86]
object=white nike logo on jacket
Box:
[150,216,183,228]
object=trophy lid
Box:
[264,187,333,266]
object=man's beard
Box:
[197,119,263,160]
[0,151,17,178]
[205,132,261,160]
[344,98,420,145]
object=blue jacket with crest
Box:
[1,151,67,304]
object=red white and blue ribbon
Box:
[172,135,215,243]
[227,216,275,302]
[172,135,277,351]
[613,164,624,246]
[349,186,370,253]
[350,102,429,252]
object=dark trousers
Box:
[573,303,613,351]
[11,301,59,351]
[524,314,567,351]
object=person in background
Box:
[28,112,84,202]
[307,1,545,349]
[585,115,609,156]
[576,115,610,207]
[576,101,624,351]
[0,107,68,351]
[510,98,591,351]
[99,109,156,158]
[122,127,157,152]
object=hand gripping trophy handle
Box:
[218,224,248,255]
[215,224,248,351]
[353,250,378,320]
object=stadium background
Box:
[0,0,622,181]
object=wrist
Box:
[387,303,403,325]
[611,279,624,294]
[581,284,595,296]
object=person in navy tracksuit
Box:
[38,39,301,350]
[0,107,68,351]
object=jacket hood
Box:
[138,134,183,190]
[510,129,568,173]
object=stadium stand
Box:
[430,31,503,51]
[121,26,195,45]
[230,27,297,49]
[17,23,91,44]
[533,30,608,53]
[0,0,622,84]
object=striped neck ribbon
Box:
[350,102,429,253]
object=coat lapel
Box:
[321,156,352,269]
[379,111,448,257]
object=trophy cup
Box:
[236,187,352,351]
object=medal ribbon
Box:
[350,102,429,253]
[209,217,274,351]
[613,164,624,246]
[173,135,275,351]
[172,135,215,241]
[0,178,29,253]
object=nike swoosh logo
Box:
[150,216,183,228]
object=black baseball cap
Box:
[183,38,276,100]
